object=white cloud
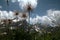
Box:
[0,10,15,20]
[0,9,60,27]
[30,9,60,27]
[30,15,41,24]
[0,10,29,21]
[47,9,60,26]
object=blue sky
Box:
[0,0,60,26]
[36,0,60,16]
[0,0,60,17]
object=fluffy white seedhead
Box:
[18,0,38,10]
[11,0,38,10]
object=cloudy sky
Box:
[0,0,60,26]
